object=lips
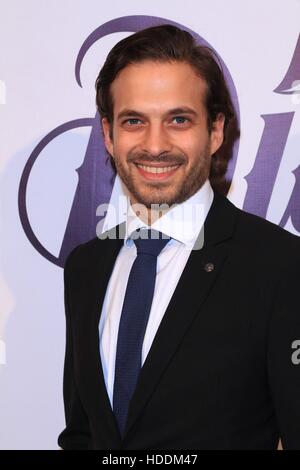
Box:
[136,163,180,174]
[134,162,181,180]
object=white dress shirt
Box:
[98,179,214,408]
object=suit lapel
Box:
[82,224,126,444]
[122,191,238,441]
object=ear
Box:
[210,113,225,155]
[101,117,114,156]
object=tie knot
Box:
[131,228,171,257]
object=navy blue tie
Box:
[113,228,171,436]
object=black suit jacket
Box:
[58,190,300,450]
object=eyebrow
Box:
[117,107,198,121]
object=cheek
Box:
[187,133,211,155]
[175,129,207,152]
[113,141,133,165]
[182,143,201,161]
[113,132,133,153]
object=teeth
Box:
[136,164,179,174]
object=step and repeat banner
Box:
[0,0,299,449]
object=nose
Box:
[141,122,172,157]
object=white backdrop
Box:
[0,0,299,449]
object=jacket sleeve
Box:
[58,249,91,450]
[267,252,300,450]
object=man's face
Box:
[102,60,224,208]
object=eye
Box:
[172,116,190,125]
[124,118,143,125]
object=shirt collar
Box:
[124,179,214,247]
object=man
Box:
[58,25,300,450]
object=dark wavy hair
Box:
[95,24,239,193]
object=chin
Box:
[134,188,176,208]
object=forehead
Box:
[110,60,208,115]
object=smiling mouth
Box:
[134,162,182,181]
[136,163,180,173]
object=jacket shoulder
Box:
[232,203,300,263]
[64,237,103,275]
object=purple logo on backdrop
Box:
[243,34,300,229]
[18,16,300,267]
